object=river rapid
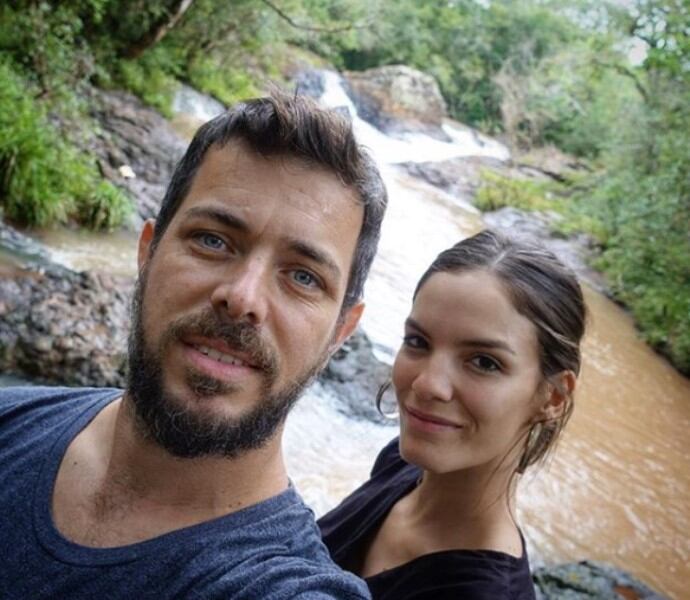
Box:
[27,74,690,599]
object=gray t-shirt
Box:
[0,386,370,599]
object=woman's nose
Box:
[410,358,455,403]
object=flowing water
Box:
[13,73,689,598]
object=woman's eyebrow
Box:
[458,339,516,355]
[406,316,515,354]
[404,317,427,335]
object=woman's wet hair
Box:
[414,229,587,472]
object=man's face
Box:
[127,140,364,458]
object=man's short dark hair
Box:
[153,92,387,309]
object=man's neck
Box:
[52,395,289,548]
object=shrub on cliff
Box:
[0,58,132,229]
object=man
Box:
[0,93,387,598]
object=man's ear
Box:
[137,219,156,272]
[330,301,365,353]
[537,370,577,422]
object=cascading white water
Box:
[319,71,510,165]
[171,84,226,122]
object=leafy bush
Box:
[475,170,554,212]
[108,48,182,117]
[187,56,260,106]
[0,59,132,229]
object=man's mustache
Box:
[165,310,279,377]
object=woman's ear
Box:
[537,370,577,422]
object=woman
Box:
[319,230,586,599]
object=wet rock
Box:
[319,328,395,425]
[345,65,448,139]
[399,155,608,294]
[400,155,507,201]
[293,69,326,100]
[0,267,133,386]
[52,88,189,228]
[533,561,667,599]
[0,220,69,274]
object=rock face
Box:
[345,65,448,138]
[0,220,60,270]
[319,328,395,425]
[0,266,133,387]
[401,155,507,201]
[533,561,667,600]
[68,89,189,227]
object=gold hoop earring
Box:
[375,381,399,420]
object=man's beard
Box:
[126,273,327,459]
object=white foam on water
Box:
[318,70,510,164]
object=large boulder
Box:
[400,155,507,201]
[319,328,395,425]
[345,65,448,139]
[0,265,133,387]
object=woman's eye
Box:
[470,355,500,372]
[195,232,226,251]
[291,269,319,288]
[402,334,428,350]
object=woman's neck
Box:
[358,464,523,578]
[404,465,522,556]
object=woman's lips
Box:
[404,405,463,432]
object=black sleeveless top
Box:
[318,438,536,600]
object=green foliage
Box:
[110,50,182,117]
[187,57,260,106]
[0,2,100,101]
[0,59,131,229]
[475,169,608,242]
[475,171,555,213]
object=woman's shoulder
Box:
[366,545,536,600]
[318,437,419,566]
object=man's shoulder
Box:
[0,385,121,431]
[187,490,370,599]
[200,551,370,600]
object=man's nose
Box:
[410,357,455,404]
[210,257,270,326]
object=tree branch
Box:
[593,59,650,103]
[259,0,368,33]
[122,0,195,59]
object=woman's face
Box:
[393,269,547,475]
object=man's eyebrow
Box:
[404,318,516,354]
[182,206,249,232]
[287,238,342,281]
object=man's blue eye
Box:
[198,233,225,250]
[292,270,318,287]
